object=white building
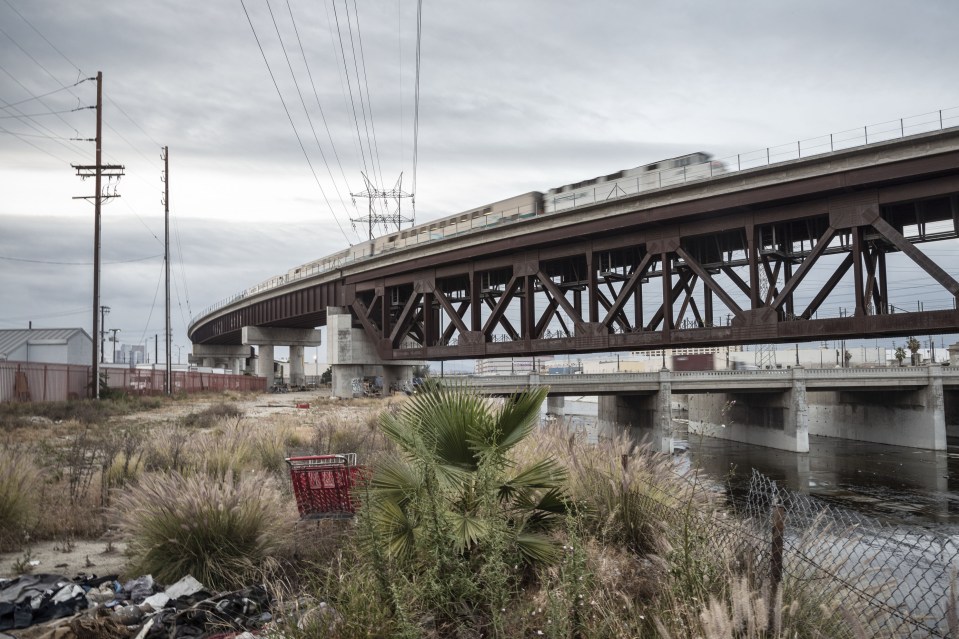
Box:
[0,328,93,365]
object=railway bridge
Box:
[189,126,959,408]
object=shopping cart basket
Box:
[286,454,364,519]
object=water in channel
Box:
[551,396,959,531]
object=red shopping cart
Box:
[286,454,364,519]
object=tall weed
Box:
[114,470,293,589]
[0,444,41,551]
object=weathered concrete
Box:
[256,344,274,381]
[382,364,414,395]
[327,307,419,398]
[546,396,565,418]
[807,365,947,450]
[597,369,673,453]
[289,345,305,386]
[688,368,810,452]
[242,326,322,347]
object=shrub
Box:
[0,444,41,551]
[180,402,244,429]
[114,470,292,589]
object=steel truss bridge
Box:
[189,128,959,361]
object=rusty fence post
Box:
[769,502,785,630]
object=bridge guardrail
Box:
[191,106,959,331]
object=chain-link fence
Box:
[737,469,959,638]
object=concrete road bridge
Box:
[440,365,959,454]
[189,123,959,399]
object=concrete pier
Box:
[327,306,418,398]
[597,369,673,453]
[807,365,946,450]
[241,326,322,387]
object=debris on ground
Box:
[0,572,303,639]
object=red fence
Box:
[0,361,267,402]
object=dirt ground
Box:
[0,388,392,581]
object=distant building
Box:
[474,356,554,375]
[117,343,147,365]
[0,328,93,366]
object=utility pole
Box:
[72,72,124,399]
[109,328,120,363]
[351,172,414,241]
[99,305,110,363]
[162,146,172,395]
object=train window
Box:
[646,163,659,171]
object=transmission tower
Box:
[754,265,777,370]
[350,172,414,241]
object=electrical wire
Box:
[349,0,387,206]
[285,0,357,223]
[0,77,89,108]
[0,254,161,265]
[267,0,354,227]
[412,0,423,224]
[241,0,352,245]
[331,0,372,187]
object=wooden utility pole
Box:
[162,146,172,395]
[72,71,124,399]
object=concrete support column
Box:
[326,306,420,399]
[201,357,214,368]
[290,345,305,386]
[231,358,242,375]
[924,364,947,450]
[786,366,810,452]
[382,364,413,395]
[655,368,674,454]
[807,365,946,450]
[597,370,673,453]
[257,344,274,382]
[546,396,565,418]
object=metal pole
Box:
[92,71,102,399]
[769,503,785,630]
[164,146,172,395]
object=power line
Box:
[266,0,354,226]
[348,0,387,214]
[241,0,352,245]
[0,76,89,108]
[331,0,372,188]
[412,0,423,223]
[0,254,161,265]
[285,0,357,221]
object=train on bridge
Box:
[276,152,725,285]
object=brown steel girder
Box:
[189,149,959,350]
[343,188,959,361]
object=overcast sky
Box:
[2,0,959,364]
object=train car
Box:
[224,152,724,309]
[544,152,725,213]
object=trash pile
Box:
[0,573,284,639]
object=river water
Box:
[551,396,959,530]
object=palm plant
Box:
[366,384,569,566]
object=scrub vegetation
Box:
[0,388,921,637]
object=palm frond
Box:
[369,457,422,505]
[515,531,562,565]
[490,387,549,453]
[449,511,489,553]
[369,499,417,559]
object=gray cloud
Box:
[2,0,958,358]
